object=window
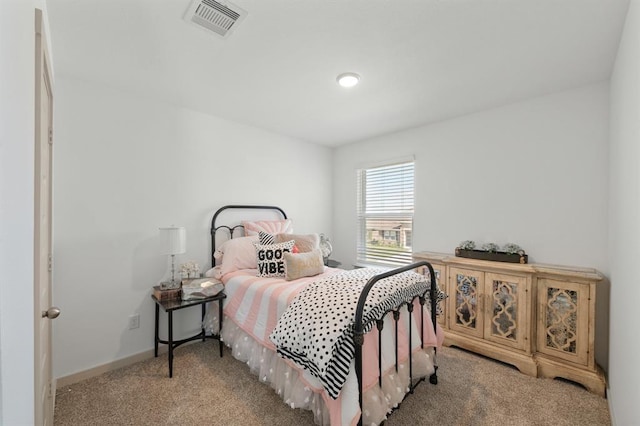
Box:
[382,230,397,241]
[357,160,414,266]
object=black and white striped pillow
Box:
[258,231,275,245]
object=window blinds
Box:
[357,161,414,266]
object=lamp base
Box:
[160,279,181,290]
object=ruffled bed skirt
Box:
[204,301,437,425]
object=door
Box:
[35,9,57,426]
[448,267,484,338]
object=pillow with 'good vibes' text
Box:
[255,240,295,278]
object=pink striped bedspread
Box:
[220,268,443,425]
[222,268,343,351]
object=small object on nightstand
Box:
[152,285,182,302]
[181,278,224,300]
[319,233,333,265]
[179,260,200,279]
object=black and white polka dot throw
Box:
[269,268,430,399]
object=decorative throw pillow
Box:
[213,235,259,277]
[243,219,293,236]
[258,230,276,245]
[204,266,223,280]
[274,233,320,253]
[255,240,295,278]
[284,249,325,281]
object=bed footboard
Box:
[353,261,439,426]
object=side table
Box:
[152,292,226,377]
[325,259,342,268]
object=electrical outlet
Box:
[128,314,140,330]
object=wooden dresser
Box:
[413,251,606,396]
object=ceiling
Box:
[46,0,630,146]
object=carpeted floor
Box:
[54,342,610,425]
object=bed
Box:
[202,205,444,425]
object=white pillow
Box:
[204,266,223,280]
[214,235,259,277]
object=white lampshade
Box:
[159,226,186,255]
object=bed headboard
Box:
[210,204,288,267]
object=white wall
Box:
[608,0,640,424]
[0,2,35,423]
[0,1,51,424]
[333,83,610,366]
[52,77,333,379]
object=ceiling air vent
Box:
[184,0,247,38]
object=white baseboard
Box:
[55,346,169,388]
[607,385,616,425]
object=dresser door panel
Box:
[537,278,589,365]
[483,273,529,350]
[448,267,484,338]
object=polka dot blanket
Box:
[269,267,430,399]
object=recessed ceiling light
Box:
[336,72,360,88]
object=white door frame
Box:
[34,8,56,426]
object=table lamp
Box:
[159,226,186,289]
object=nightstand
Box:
[152,292,226,378]
[325,259,342,268]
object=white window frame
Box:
[356,158,415,267]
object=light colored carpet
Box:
[54,342,610,425]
